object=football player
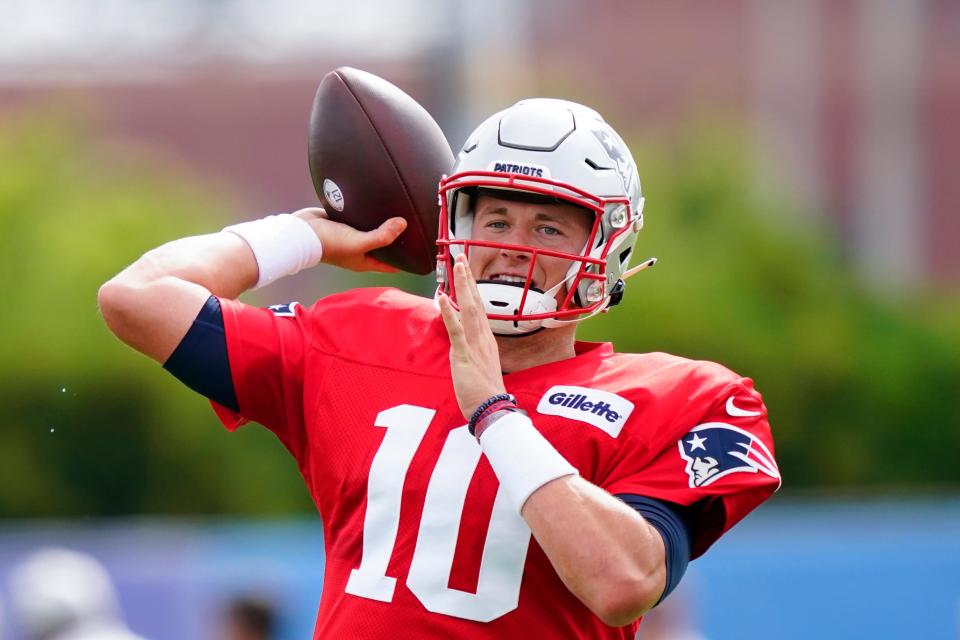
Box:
[99,99,779,638]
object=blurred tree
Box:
[0,114,318,517]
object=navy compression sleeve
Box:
[162,295,239,412]
[615,494,693,605]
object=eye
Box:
[486,220,509,230]
[538,225,564,237]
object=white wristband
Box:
[224,214,323,289]
[479,411,579,514]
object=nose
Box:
[499,243,530,263]
[498,228,533,261]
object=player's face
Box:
[469,193,593,303]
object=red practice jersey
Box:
[211,288,780,639]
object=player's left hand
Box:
[438,254,507,420]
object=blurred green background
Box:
[1,111,957,518]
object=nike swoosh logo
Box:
[726,396,761,417]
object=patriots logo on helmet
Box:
[678,422,780,488]
[590,125,637,197]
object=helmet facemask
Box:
[436,177,636,336]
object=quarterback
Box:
[99,99,779,638]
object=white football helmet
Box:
[436,98,646,335]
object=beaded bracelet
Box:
[473,406,526,441]
[468,393,517,436]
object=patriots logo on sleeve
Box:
[678,423,780,488]
[266,302,300,317]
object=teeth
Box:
[492,275,526,283]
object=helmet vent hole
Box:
[619,247,632,265]
[584,158,610,170]
[490,300,509,308]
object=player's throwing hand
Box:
[294,207,406,273]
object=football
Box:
[308,67,454,275]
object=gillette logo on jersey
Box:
[537,385,634,437]
[550,392,620,421]
[678,423,780,489]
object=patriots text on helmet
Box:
[493,162,544,177]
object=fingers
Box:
[452,254,486,334]
[337,217,406,272]
[360,218,405,271]
[438,292,467,349]
[364,217,407,250]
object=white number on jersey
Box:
[344,404,532,622]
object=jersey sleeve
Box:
[603,379,780,558]
[211,297,310,460]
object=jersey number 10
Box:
[344,404,531,622]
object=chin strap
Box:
[539,299,611,329]
[434,256,659,336]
